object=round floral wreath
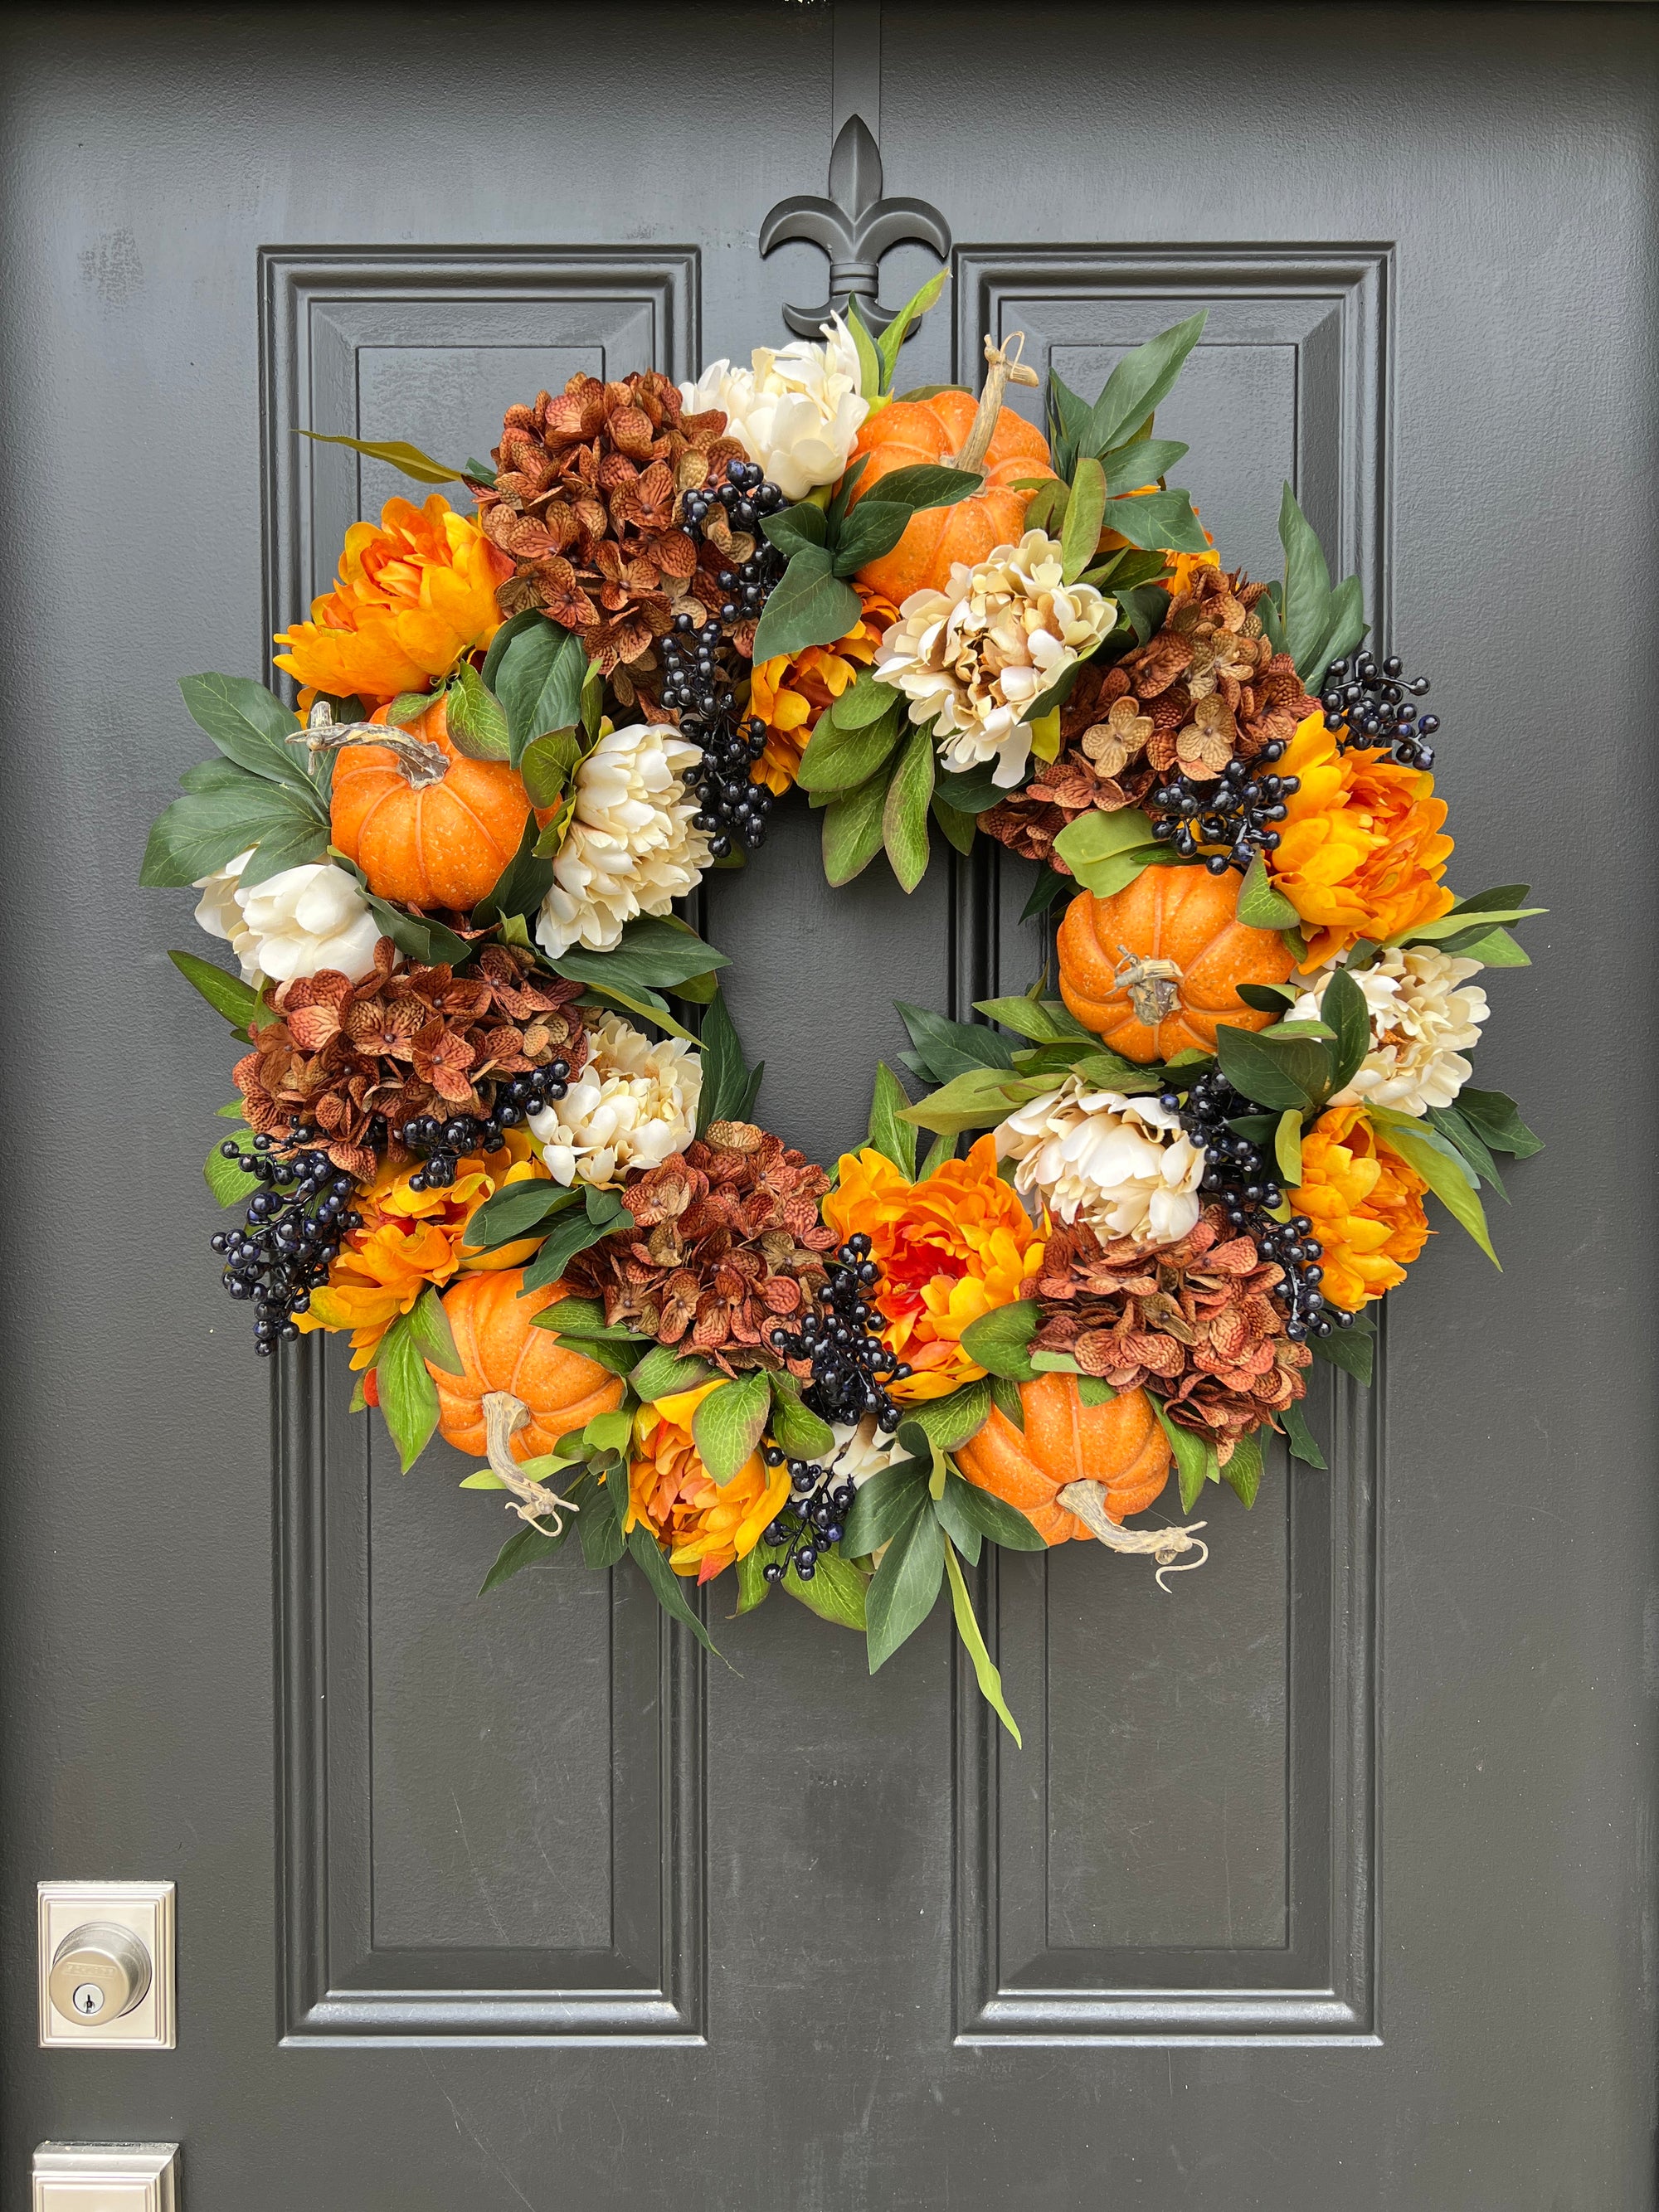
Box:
[145,287,1541,1738]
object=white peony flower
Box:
[680,315,868,502]
[192,850,381,985]
[995,1077,1207,1247]
[534,723,711,959]
[528,1014,702,1189]
[875,532,1117,790]
[1291,946,1489,1116]
[193,848,261,980]
[823,1414,907,1490]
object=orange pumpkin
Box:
[329,693,538,909]
[429,1271,625,1463]
[956,1373,1171,1544]
[1057,865,1295,1063]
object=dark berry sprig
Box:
[757,1447,859,1586]
[1320,652,1438,770]
[681,456,789,624]
[768,1235,910,1432]
[1170,1068,1348,1340]
[660,615,773,858]
[210,1136,361,1355]
[397,1062,570,1192]
[1146,741,1301,876]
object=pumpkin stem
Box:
[1057,1479,1209,1592]
[951,330,1042,479]
[1112,945,1184,1029]
[482,1388,581,1537]
[287,700,448,790]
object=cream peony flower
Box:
[995,1077,1206,1247]
[824,1413,907,1490]
[680,315,868,502]
[875,532,1116,789]
[527,1014,702,1189]
[534,723,711,959]
[193,851,382,985]
[1292,946,1489,1116]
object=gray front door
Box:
[3,6,1654,2205]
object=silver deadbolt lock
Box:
[49,1921,152,2024]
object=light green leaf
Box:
[1274,1108,1303,1187]
[376,1312,441,1473]
[957,1300,1042,1382]
[841,1456,932,1558]
[1220,1429,1263,1509]
[630,1344,722,1402]
[864,1502,945,1672]
[883,723,936,892]
[1051,807,1173,896]
[1369,1107,1501,1266]
[444,662,513,761]
[1280,1398,1327,1470]
[875,269,948,386]
[766,1374,834,1461]
[1097,487,1209,554]
[898,1067,1054,1136]
[1151,1398,1218,1512]
[823,765,893,887]
[975,995,1093,1047]
[178,673,316,796]
[296,428,467,485]
[169,950,266,1030]
[1080,310,1207,458]
[751,547,862,661]
[866,1060,918,1178]
[943,1543,1022,1745]
[898,1380,991,1454]
[796,699,904,792]
[1101,437,1190,494]
[492,620,586,767]
[826,671,902,731]
[781,1548,868,1631]
[626,1522,720,1655]
[406,1284,465,1376]
[844,300,884,401]
[1059,455,1107,584]
[203,1138,260,1207]
[1236,851,1301,931]
[691,1370,771,1486]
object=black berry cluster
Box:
[660,615,774,857]
[757,1447,859,1585]
[397,1063,571,1189]
[1320,653,1438,770]
[768,1235,909,1432]
[680,456,789,624]
[211,1137,362,1355]
[1170,1068,1348,1340]
[1146,742,1301,875]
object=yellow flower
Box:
[1268,711,1456,970]
[625,1383,790,1582]
[272,494,513,707]
[821,1136,1044,1401]
[297,1128,548,1365]
[748,589,897,794]
[1291,1103,1429,1310]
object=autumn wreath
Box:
[144,286,1541,1738]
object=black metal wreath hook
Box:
[760,114,950,339]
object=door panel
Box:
[2,5,1656,2206]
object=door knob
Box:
[49,1921,153,2024]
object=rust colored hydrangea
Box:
[233,941,588,1181]
[566,1121,837,1371]
[1025,1203,1311,1455]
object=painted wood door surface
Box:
[2,5,1654,2205]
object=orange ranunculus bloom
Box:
[625,1384,790,1583]
[1292,1104,1429,1311]
[748,589,897,795]
[1267,710,1456,970]
[822,1135,1044,1402]
[272,494,513,707]
[297,1127,549,1365]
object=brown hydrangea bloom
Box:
[475,372,746,674]
[567,1121,837,1373]
[981,567,1319,872]
[1025,1204,1311,1456]
[233,942,589,1181]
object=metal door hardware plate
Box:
[37,1882,175,2049]
[32,2143,179,2211]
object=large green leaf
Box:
[696,987,757,1132]
[840,1457,931,1558]
[875,269,949,385]
[466,1179,578,1252]
[1274,484,1369,686]
[765,1374,835,1461]
[1051,808,1170,896]
[781,1547,869,1631]
[1312,1319,1374,1385]
[822,766,893,887]
[895,1003,1015,1084]
[957,1300,1042,1382]
[169,950,265,1030]
[865,1061,918,1178]
[376,1312,441,1472]
[1220,1430,1263,1509]
[1369,1107,1501,1266]
[944,1471,1046,1550]
[492,620,586,766]
[626,1523,719,1655]
[203,1138,260,1207]
[864,1502,945,1672]
[975,995,1093,1047]
[1320,964,1373,1094]
[295,429,468,485]
[518,1193,633,1295]
[473,812,553,926]
[479,1521,570,1595]
[178,673,319,799]
[1100,437,1190,495]
[1215,1024,1331,1113]
[444,662,513,761]
[1080,311,1207,458]
[761,503,828,559]
[751,547,862,661]
[630,1344,722,1401]
[899,1066,1054,1136]
[691,1370,771,1486]
[552,915,729,1001]
[796,700,905,793]
[1059,456,1107,584]
[139,773,327,888]
[900,1381,992,1455]
[1236,851,1301,931]
[1455,1087,1543,1160]
[1151,1398,1218,1512]
[882,723,936,892]
[825,670,902,731]
[942,1543,1022,1743]
[1098,487,1209,554]
[1280,1398,1327,1471]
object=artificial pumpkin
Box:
[329,693,538,910]
[429,1270,625,1464]
[956,1373,1171,1544]
[1057,864,1295,1062]
[847,333,1053,601]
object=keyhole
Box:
[71,1983,104,2016]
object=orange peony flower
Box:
[273,494,513,707]
[1268,710,1455,970]
[748,589,897,794]
[297,1127,549,1365]
[822,1136,1044,1401]
[1292,1103,1429,1310]
[625,1384,790,1582]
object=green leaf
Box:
[841,1457,931,1558]
[1454,1087,1543,1160]
[957,1300,1042,1382]
[826,671,902,731]
[875,269,948,386]
[976,994,1092,1047]
[465,1179,578,1252]
[472,811,554,926]
[1369,1107,1501,1266]
[362,894,473,970]
[831,500,917,577]
[899,1066,1055,1136]
[204,1138,260,1207]
[385,691,434,727]
[932,794,979,856]
[1097,487,1209,554]
[1274,1108,1304,1187]
[295,429,466,485]
[233,812,338,890]
[1152,1398,1217,1512]
[1077,1376,1117,1407]
[781,1547,869,1631]
[405,1284,465,1376]
[942,1542,1022,1744]
[479,1521,569,1595]
[139,775,327,888]
[751,547,862,661]
[990,1374,1026,1430]
[1050,809,1170,896]
[865,1060,919,1178]
[882,724,936,892]
[736,1544,772,1614]
[578,1474,626,1569]
[1236,851,1301,931]
[844,299,884,402]
[895,1003,1015,1084]
[824,452,868,537]
[931,1473,983,1562]
[1019,865,1070,921]
[532,1293,645,1342]
[1059,455,1107,584]
[169,949,265,1029]
[626,1523,720,1656]
[761,503,828,560]
[691,1370,771,1486]
[917,1132,954,1179]
[1214,1024,1328,1113]
[552,915,729,1002]
[518,1198,632,1295]
[934,760,1007,815]
[1320,965,1373,1094]
[1280,1398,1327,1471]
[796,698,904,792]
[1386,907,1545,947]
[1100,436,1190,495]
[822,766,893,887]
[443,662,513,761]
[900,1380,992,1454]
[856,463,982,514]
[518,727,581,808]
[376,1312,441,1473]
[1438,923,1530,966]
[1274,484,1369,686]
[630,1344,722,1402]
[766,1373,835,1460]
[1022,479,1069,537]
[1312,1320,1374,1385]
[864,1502,945,1672]
[946,1473,1046,1550]
[1220,1429,1264,1508]
[178,673,317,797]
[493,620,586,767]
[1080,311,1207,458]
[1046,367,1090,479]
[696,987,754,1132]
